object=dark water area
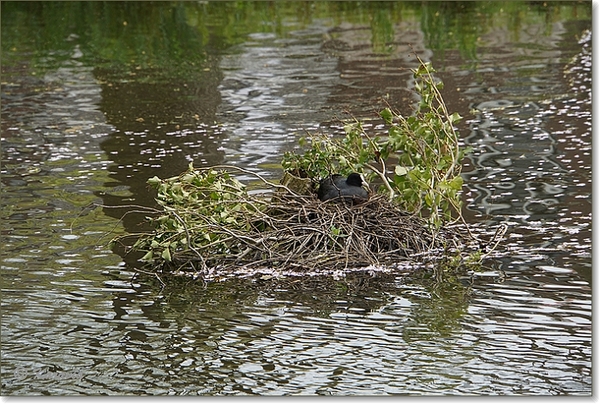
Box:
[1,1,592,395]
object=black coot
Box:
[317,173,368,204]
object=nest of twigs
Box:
[175,193,465,271]
[118,166,478,276]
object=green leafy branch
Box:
[132,164,269,265]
[282,56,471,229]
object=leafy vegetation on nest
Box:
[136,168,263,263]
[282,57,471,228]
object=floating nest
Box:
[115,165,489,278]
[171,193,464,271]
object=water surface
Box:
[1,1,592,395]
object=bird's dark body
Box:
[317,173,368,204]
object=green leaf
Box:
[424,193,433,207]
[449,112,462,124]
[162,248,172,262]
[395,166,409,176]
[449,176,464,190]
[147,176,162,187]
[141,250,155,262]
[380,108,393,124]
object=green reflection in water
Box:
[2,1,591,78]
[132,268,472,342]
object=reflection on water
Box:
[1,1,592,396]
[460,26,592,287]
[2,269,591,395]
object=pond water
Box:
[1,1,592,396]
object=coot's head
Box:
[345,173,363,187]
